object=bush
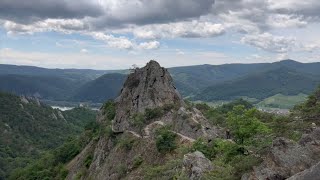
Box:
[118,136,135,151]
[230,155,262,177]
[155,127,177,153]
[145,159,183,179]
[103,101,116,121]
[132,113,145,131]
[191,138,216,160]
[145,108,163,120]
[162,103,176,112]
[84,154,93,168]
[132,155,143,169]
[54,138,82,164]
[195,103,211,112]
[227,105,270,145]
[116,165,127,178]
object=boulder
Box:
[242,128,320,180]
[287,161,320,180]
[183,151,213,180]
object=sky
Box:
[0,0,320,69]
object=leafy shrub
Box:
[145,107,163,120]
[116,165,127,178]
[218,99,253,114]
[195,103,211,112]
[213,139,244,163]
[204,159,235,180]
[84,154,93,168]
[118,136,136,151]
[227,105,270,145]
[155,127,177,153]
[230,155,262,177]
[132,155,143,169]
[191,138,216,160]
[54,138,82,164]
[162,103,176,112]
[145,159,183,179]
[132,113,146,132]
[103,101,116,121]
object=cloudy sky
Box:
[0,0,320,69]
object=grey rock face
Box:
[112,60,183,133]
[287,161,320,180]
[67,60,222,180]
[20,96,29,104]
[183,151,213,180]
[171,107,221,140]
[242,128,320,180]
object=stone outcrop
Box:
[112,60,183,133]
[183,151,213,180]
[66,60,221,180]
[287,161,320,180]
[111,60,221,140]
[242,128,320,180]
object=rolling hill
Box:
[0,74,80,100]
[168,63,269,96]
[169,60,320,97]
[257,93,308,109]
[1,60,320,105]
[194,66,320,101]
[71,73,127,103]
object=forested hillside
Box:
[0,74,81,100]
[71,73,127,103]
[0,92,97,179]
[195,67,320,101]
[0,64,117,81]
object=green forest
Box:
[0,92,97,179]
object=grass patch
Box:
[257,93,308,109]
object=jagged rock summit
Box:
[112,60,184,133]
[66,60,220,180]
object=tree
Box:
[129,64,139,73]
[227,105,270,145]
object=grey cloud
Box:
[0,0,103,23]
[88,0,215,29]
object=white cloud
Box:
[89,32,160,50]
[276,53,289,60]
[80,49,88,53]
[176,49,185,55]
[138,41,160,50]
[241,33,296,53]
[266,14,307,28]
[4,19,87,34]
[133,21,225,39]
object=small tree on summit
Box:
[129,64,139,73]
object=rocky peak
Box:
[112,60,183,132]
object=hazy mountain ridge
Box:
[1,60,320,105]
[195,66,320,101]
[71,73,127,103]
